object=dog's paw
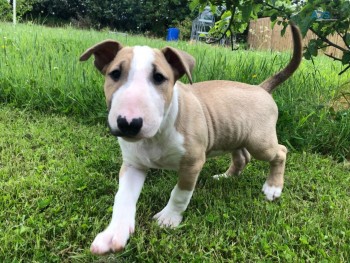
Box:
[153,207,183,228]
[90,223,134,255]
[262,182,282,201]
[212,173,229,180]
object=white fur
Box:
[119,85,185,170]
[108,46,165,138]
[90,165,146,254]
[212,173,229,180]
[154,184,194,227]
[262,181,282,201]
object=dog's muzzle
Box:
[109,115,143,138]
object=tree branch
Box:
[338,64,350,75]
[309,27,348,52]
[263,3,290,19]
[206,5,236,45]
[335,28,349,48]
[324,53,342,62]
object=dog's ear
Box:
[79,40,123,74]
[162,47,195,84]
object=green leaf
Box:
[221,10,231,20]
[292,13,315,37]
[19,226,32,234]
[345,33,350,46]
[38,197,52,210]
[241,4,252,22]
[307,39,318,57]
[303,50,311,60]
[189,0,199,11]
[341,51,350,65]
[281,24,287,36]
[271,12,278,23]
[299,236,309,245]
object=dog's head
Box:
[80,40,195,141]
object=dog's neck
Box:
[158,84,180,136]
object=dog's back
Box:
[177,22,302,155]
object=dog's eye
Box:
[153,73,166,84]
[109,69,121,81]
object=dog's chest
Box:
[119,130,185,170]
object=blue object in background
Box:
[311,10,331,20]
[166,28,180,41]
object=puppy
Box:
[80,23,302,254]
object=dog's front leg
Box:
[90,163,147,255]
[154,154,205,228]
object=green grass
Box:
[0,22,350,261]
[0,22,349,160]
[1,106,350,262]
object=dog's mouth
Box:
[107,116,159,142]
[108,127,144,142]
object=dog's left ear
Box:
[162,47,195,84]
[79,40,123,74]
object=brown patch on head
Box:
[79,40,123,74]
[152,49,178,108]
[151,47,196,110]
[104,47,134,109]
[81,41,196,111]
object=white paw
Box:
[90,221,134,255]
[212,173,229,180]
[262,182,282,201]
[153,207,183,228]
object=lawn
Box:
[1,106,350,262]
[1,22,349,160]
[0,22,350,262]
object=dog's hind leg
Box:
[154,152,206,228]
[213,148,251,179]
[249,144,287,201]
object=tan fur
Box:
[260,23,302,92]
[172,24,302,191]
[173,82,271,190]
[174,81,281,190]
[103,47,133,108]
[80,24,302,193]
[80,23,302,254]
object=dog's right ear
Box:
[79,40,123,74]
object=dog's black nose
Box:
[116,116,143,137]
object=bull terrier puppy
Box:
[80,23,302,254]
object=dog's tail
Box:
[259,22,302,93]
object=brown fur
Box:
[260,23,302,92]
[80,23,302,193]
[80,23,302,254]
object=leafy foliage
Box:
[0,0,38,22]
[191,0,350,74]
[28,0,192,37]
[1,22,349,160]
[290,0,350,74]
[191,0,263,44]
[0,0,12,21]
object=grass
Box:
[0,22,349,160]
[0,21,350,261]
[1,106,350,262]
